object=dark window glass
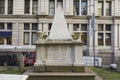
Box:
[73,24,79,31]
[8,0,13,14]
[0,0,5,14]
[81,33,87,45]
[49,0,55,15]
[7,23,12,30]
[81,0,87,15]
[49,23,52,30]
[32,23,38,30]
[98,24,103,31]
[24,0,30,14]
[74,0,79,15]
[105,24,111,31]
[0,23,4,30]
[0,37,4,45]
[81,24,87,31]
[24,23,30,30]
[7,37,12,45]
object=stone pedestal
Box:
[34,40,84,72]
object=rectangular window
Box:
[105,33,111,45]
[106,1,111,16]
[49,0,55,15]
[57,0,63,8]
[81,0,87,15]
[98,33,103,45]
[0,0,5,14]
[24,23,30,30]
[98,24,103,31]
[24,0,30,14]
[73,24,79,31]
[8,0,13,14]
[0,37,4,45]
[81,24,87,31]
[74,0,79,15]
[81,33,87,45]
[98,1,103,16]
[24,32,30,45]
[32,23,38,30]
[31,32,38,45]
[7,23,12,30]
[32,0,38,14]
[0,23,5,30]
[48,23,52,31]
[7,37,12,45]
[105,24,111,31]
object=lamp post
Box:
[90,0,96,66]
[92,0,96,66]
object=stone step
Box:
[33,65,85,72]
[26,72,95,80]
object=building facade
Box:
[0,0,120,66]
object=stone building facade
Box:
[0,0,120,66]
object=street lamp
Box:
[92,0,96,66]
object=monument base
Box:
[24,67,96,80]
[33,65,85,72]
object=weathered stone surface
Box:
[47,6,72,41]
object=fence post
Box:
[19,53,25,73]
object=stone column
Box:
[69,0,73,15]
[118,24,120,48]
[30,0,33,15]
[103,0,106,16]
[5,0,8,15]
[114,24,118,48]
[113,24,119,62]
[114,0,119,16]
[79,0,81,15]
[38,0,41,15]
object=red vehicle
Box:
[24,52,36,66]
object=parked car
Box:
[24,52,36,66]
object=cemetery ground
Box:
[0,66,119,80]
[90,67,120,80]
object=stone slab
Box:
[33,65,85,72]
[25,72,95,80]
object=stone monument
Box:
[34,6,84,72]
[25,6,96,80]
